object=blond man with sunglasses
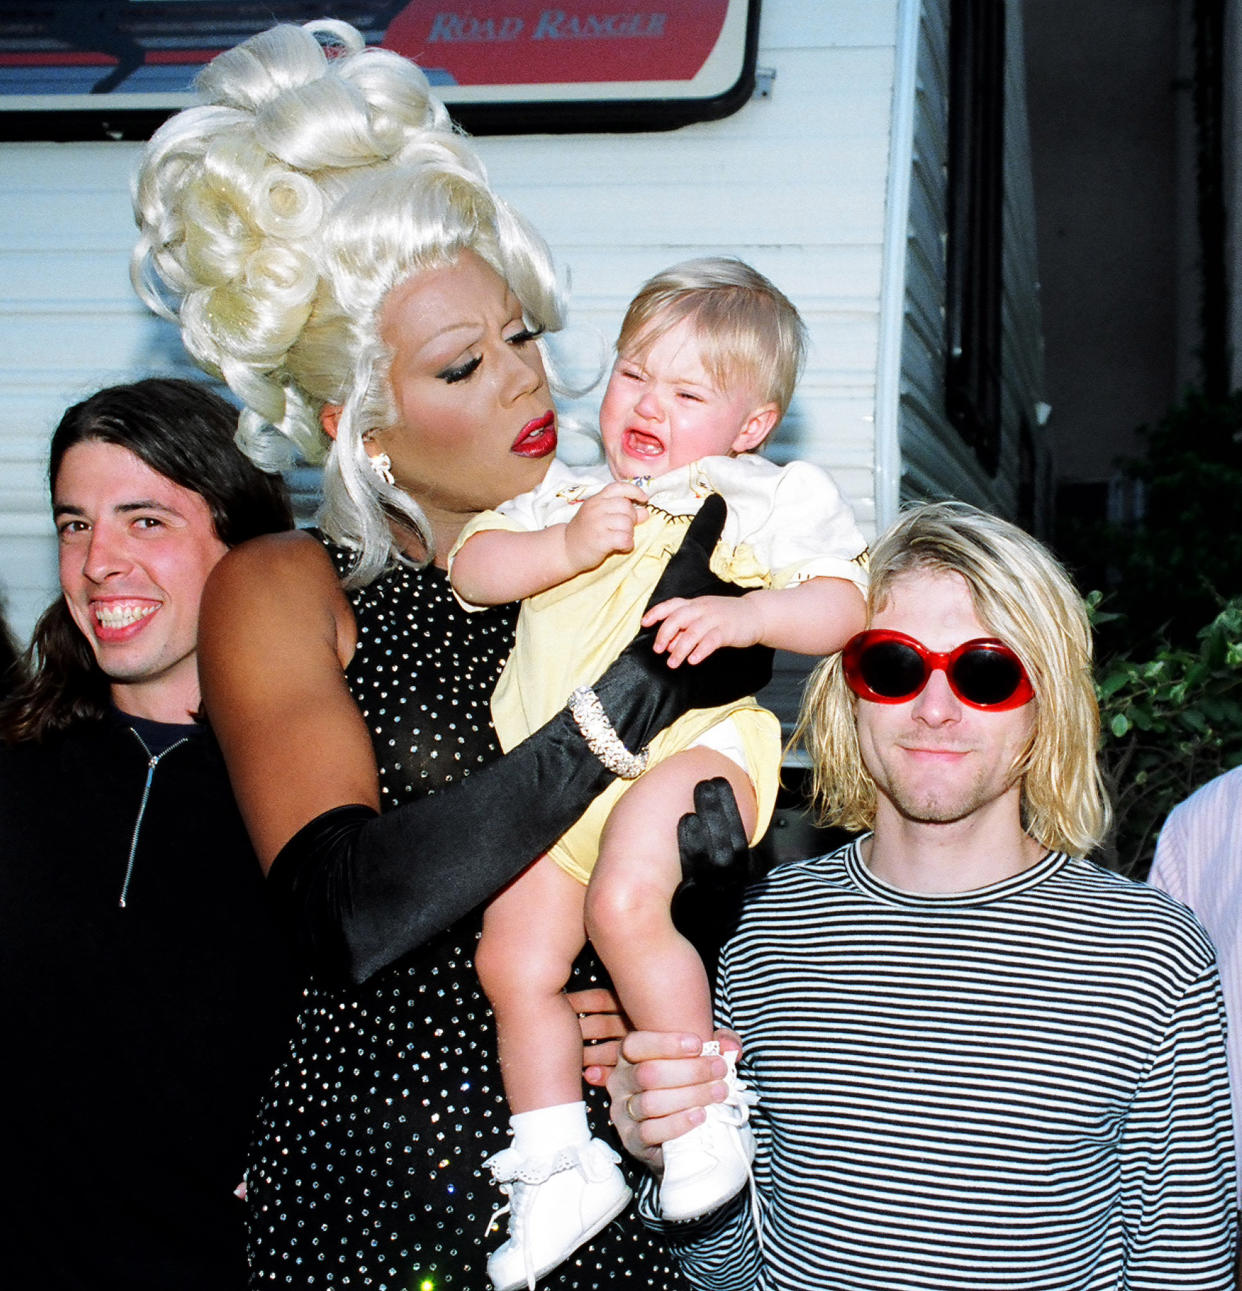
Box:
[607,501,1237,1290]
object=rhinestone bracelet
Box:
[569,685,650,780]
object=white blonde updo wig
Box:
[131,19,565,583]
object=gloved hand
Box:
[672,776,756,984]
[591,494,774,752]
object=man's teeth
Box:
[95,604,156,628]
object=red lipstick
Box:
[512,411,557,459]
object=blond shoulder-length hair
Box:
[131,20,565,585]
[793,500,1109,855]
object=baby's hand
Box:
[564,481,648,573]
[641,594,761,668]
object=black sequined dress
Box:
[245,542,686,1290]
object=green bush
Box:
[1093,595,1242,878]
[1059,388,1242,658]
[1055,387,1242,875]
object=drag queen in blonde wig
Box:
[128,19,763,1290]
[133,18,564,585]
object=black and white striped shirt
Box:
[660,840,1236,1290]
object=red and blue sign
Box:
[0,2,760,136]
[385,3,730,86]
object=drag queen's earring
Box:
[368,450,395,486]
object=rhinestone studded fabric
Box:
[245,543,686,1289]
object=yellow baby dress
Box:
[450,454,868,883]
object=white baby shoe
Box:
[484,1136,631,1291]
[658,1042,757,1222]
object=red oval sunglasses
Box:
[842,630,1034,711]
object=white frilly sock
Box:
[509,1101,591,1155]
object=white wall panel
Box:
[761,0,900,49]
[1,139,209,639]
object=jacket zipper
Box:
[119,727,190,909]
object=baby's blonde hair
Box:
[617,257,806,418]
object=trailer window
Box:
[945,0,1005,475]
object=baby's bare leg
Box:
[585,748,757,1041]
[476,856,588,1112]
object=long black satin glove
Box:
[267,494,774,987]
[672,777,756,985]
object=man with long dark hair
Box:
[0,379,299,1289]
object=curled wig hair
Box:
[616,257,807,419]
[131,19,565,584]
[794,500,1110,856]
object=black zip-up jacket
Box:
[0,710,299,1291]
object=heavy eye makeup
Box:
[435,322,545,384]
[505,323,545,347]
[438,354,482,384]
